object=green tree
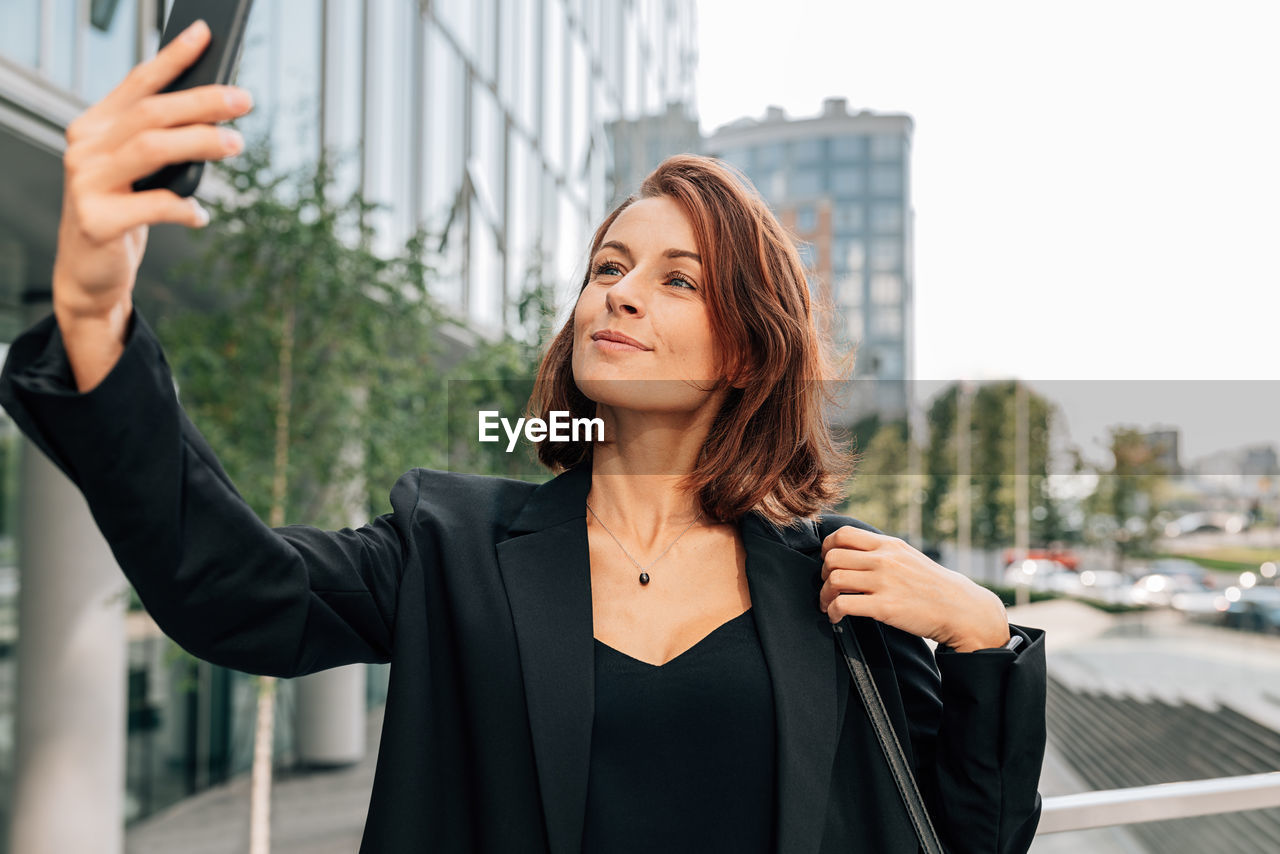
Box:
[840,418,912,536]
[157,137,449,853]
[921,380,1060,550]
[1082,426,1174,568]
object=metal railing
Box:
[1037,771,1280,834]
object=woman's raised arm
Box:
[51,18,250,391]
[0,309,419,677]
[0,20,418,678]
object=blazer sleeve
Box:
[0,309,418,678]
[885,619,1047,854]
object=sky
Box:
[695,0,1280,464]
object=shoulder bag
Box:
[813,517,947,854]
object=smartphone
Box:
[131,0,255,198]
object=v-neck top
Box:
[581,608,777,853]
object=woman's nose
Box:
[605,273,645,316]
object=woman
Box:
[0,19,1046,854]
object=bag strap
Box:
[813,517,947,854]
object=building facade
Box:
[0,1,698,850]
[704,98,915,425]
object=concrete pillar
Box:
[293,392,369,768]
[9,292,127,854]
[293,665,367,767]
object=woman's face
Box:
[572,195,725,416]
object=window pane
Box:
[791,169,822,198]
[470,204,502,329]
[498,0,520,107]
[871,165,902,195]
[474,0,496,82]
[424,23,465,310]
[554,191,586,302]
[832,167,863,197]
[323,0,365,206]
[569,34,590,177]
[0,0,39,67]
[718,147,753,172]
[833,238,865,273]
[833,203,864,234]
[507,131,539,324]
[871,306,902,337]
[831,135,867,161]
[795,204,817,233]
[83,0,138,103]
[516,0,539,132]
[835,275,862,308]
[276,0,322,178]
[436,0,476,63]
[366,0,410,256]
[49,0,77,87]
[621,5,639,116]
[756,142,784,170]
[471,80,505,243]
[871,274,902,305]
[790,138,824,164]
[543,0,566,173]
[871,203,903,233]
[871,133,901,161]
[844,308,864,340]
[870,240,902,271]
[424,25,465,228]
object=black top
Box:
[582,608,777,853]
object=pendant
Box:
[639,572,650,585]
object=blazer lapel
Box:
[740,512,844,854]
[496,462,845,854]
[496,463,596,854]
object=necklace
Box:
[585,502,703,585]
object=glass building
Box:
[704,98,915,424]
[0,1,698,849]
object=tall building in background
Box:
[605,99,703,209]
[0,1,697,849]
[704,98,915,424]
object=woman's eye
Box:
[666,274,696,290]
[593,262,622,277]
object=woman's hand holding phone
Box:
[54,18,253,392]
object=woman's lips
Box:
[593,337,649,352]
[591,329,651,351]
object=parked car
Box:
[1149,557,1218,589]
[1073,568,1139,606]
[1221,586,1280,634]
[1003,559,1071,592]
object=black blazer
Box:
[0,311,1047,854]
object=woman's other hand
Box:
[53,18,253,390]
[818,526,1011,652]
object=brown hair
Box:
[529,153,856,526]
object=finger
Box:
[825,590,887,624]
[820,524,882,560]
[76,190,211,245]
[104,19,212,111]
[819,544,874,581]
[104,123,243,189]
[102,85,254,152]
[819,568,881,611]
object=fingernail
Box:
[189,198,210,226]
[225,88,253,112]
[220,127,244,152]
[182,19,209,45]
